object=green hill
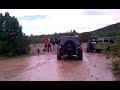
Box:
[91,22,120,37]
[78,22,120,42]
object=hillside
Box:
[78,22,120,42]
[91,22,120,37]
[29,22,120,43]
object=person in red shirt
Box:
[47,38,52,52]
[43,39,48,52]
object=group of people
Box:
[35,38,57,54]
[43,38,56,52]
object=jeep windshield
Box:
[60,36,80,45]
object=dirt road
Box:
[0,44,114,81]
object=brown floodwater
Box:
[0,44,114,81]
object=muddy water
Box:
[0,44,114,81]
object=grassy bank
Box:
[112,58,120,81]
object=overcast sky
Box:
[0,9,120,36]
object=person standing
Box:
[43,39,48,52]
[52,39,56,51]
[87,40,93,52]
[47,38,52,52]
[36,44,40,54]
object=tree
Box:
[0,12,30,56]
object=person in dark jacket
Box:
[52,39,56,51]
[87,40,93,52]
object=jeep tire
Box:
[57,47,61,60]
[64,40,76,53]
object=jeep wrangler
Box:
[57,36,83,60]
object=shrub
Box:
[0,12,30,56]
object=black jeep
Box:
[57,36,83,60]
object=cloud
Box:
[82,9,106,15]
[82,9,120,15]
[18,15,48,21]
[1,9,120,35]
[20,14,120,35]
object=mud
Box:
[0,43,114,81]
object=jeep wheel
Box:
[57,51,61,60]
[78,50,83,60]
